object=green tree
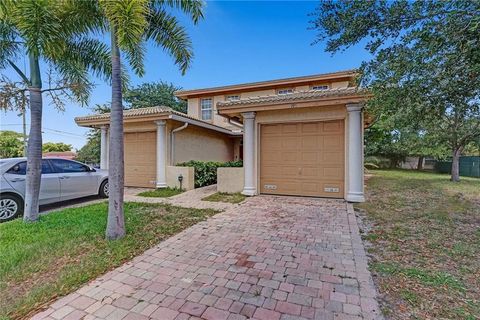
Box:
[1,0,111,222]
[0,130,23,158]
[42,142,72,153]
[75,130,100,164]
[124,81,187,113]
[94,0,204,240]
[311,0,480,181]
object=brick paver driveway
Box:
[33,196,382,320]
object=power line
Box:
[1,123,86,137]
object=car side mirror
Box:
[88,166,96,172]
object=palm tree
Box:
[0,0,111,222]
[97,0,204,240]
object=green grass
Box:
[202,192,246,204]
[0,202,218,320]
[137,187,183,198]
[357,170,480,319]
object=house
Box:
[75,69,368,202]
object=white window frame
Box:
[312,85,329,90]
[226,95,240,101]
[200,98,213,121]
[277,88,293,95]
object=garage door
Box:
[260,120,344,198]
[124,132,156,187]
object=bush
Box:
[178,160,243,188]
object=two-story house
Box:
[75,69,367,201]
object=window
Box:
[277,88,293,95]
[200,98,213,120]
[312,85,329,90]
[6,160,54,175]
[51,159,89,173]
[226,95,240,101]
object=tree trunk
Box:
[106,26,125,240]
[417,156,424,170]
[450,147,463,182]
[23,54,42,222]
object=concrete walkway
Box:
[32,196,382,320]
[125,185,237,211]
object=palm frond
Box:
[153,0,205,24]
[99,0,149,51]
[145,8,193,74]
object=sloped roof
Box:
[217,87,366,108]
[175,70,358,98]
[75,106,184,122]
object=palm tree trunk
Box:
[23,53,42,222]
[106,26,125,240]
[450,146,463,182]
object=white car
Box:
[0,158,109,222]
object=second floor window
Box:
[226,95,240,101]
[201,98,213,120]
[312,85,329,90]
[277,88,293,95]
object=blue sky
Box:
[0,1,370,150]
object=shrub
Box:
[178,160,243,188]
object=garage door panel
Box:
[124,132,156,188]
[260,120,344,198]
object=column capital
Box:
[242,112,256,120]
[346,103,363,112]
[155,120,167,126]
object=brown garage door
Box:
[124,132,156,187]
[260,120,344,198]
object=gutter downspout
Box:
[228,118,243,128]
[170,122,188,165]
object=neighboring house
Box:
[42,151,77,160]
[75,69,368,202]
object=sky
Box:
[0,1,370,150]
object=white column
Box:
[155,120,167,188]
[346,103,365,202]
[100,126,108,169]
[242,112,256,196]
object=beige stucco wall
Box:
[166,166,194,190]
[173,124,234,164]
[217,167,244,193]
[185,80,350,128]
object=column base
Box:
[156,182,167,189]
[241,187,256,196]
[346,192,365,203]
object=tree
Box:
[124,81,187,113]
[311,0,480,181]
[94,0,204,240]
[1,0,111,222]
[42,142,72,153]
[76,130,101,164]
[0,131,23,158]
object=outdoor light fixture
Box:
[178,174,183,190]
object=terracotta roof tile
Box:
[217,87,365,108]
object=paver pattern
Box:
[31,196,382,320]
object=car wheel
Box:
[0,194,23,222]
[99,180,109,198]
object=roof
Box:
[74,106,241,136]
[217,87,367,108]
[175,70,358,99]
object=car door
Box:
[50,159,97,200]
[3,160,61,205]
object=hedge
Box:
[177,160,243,188]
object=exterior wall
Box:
[166,166,194,190]
[217,167,244,193]
[173,124,234,164]
[185,81,351,128]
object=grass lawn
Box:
[356,170,480,320]
[0,202,218,320]
[202,192,246,204]
[137,187,183,197]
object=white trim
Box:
[168,114,242,136]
